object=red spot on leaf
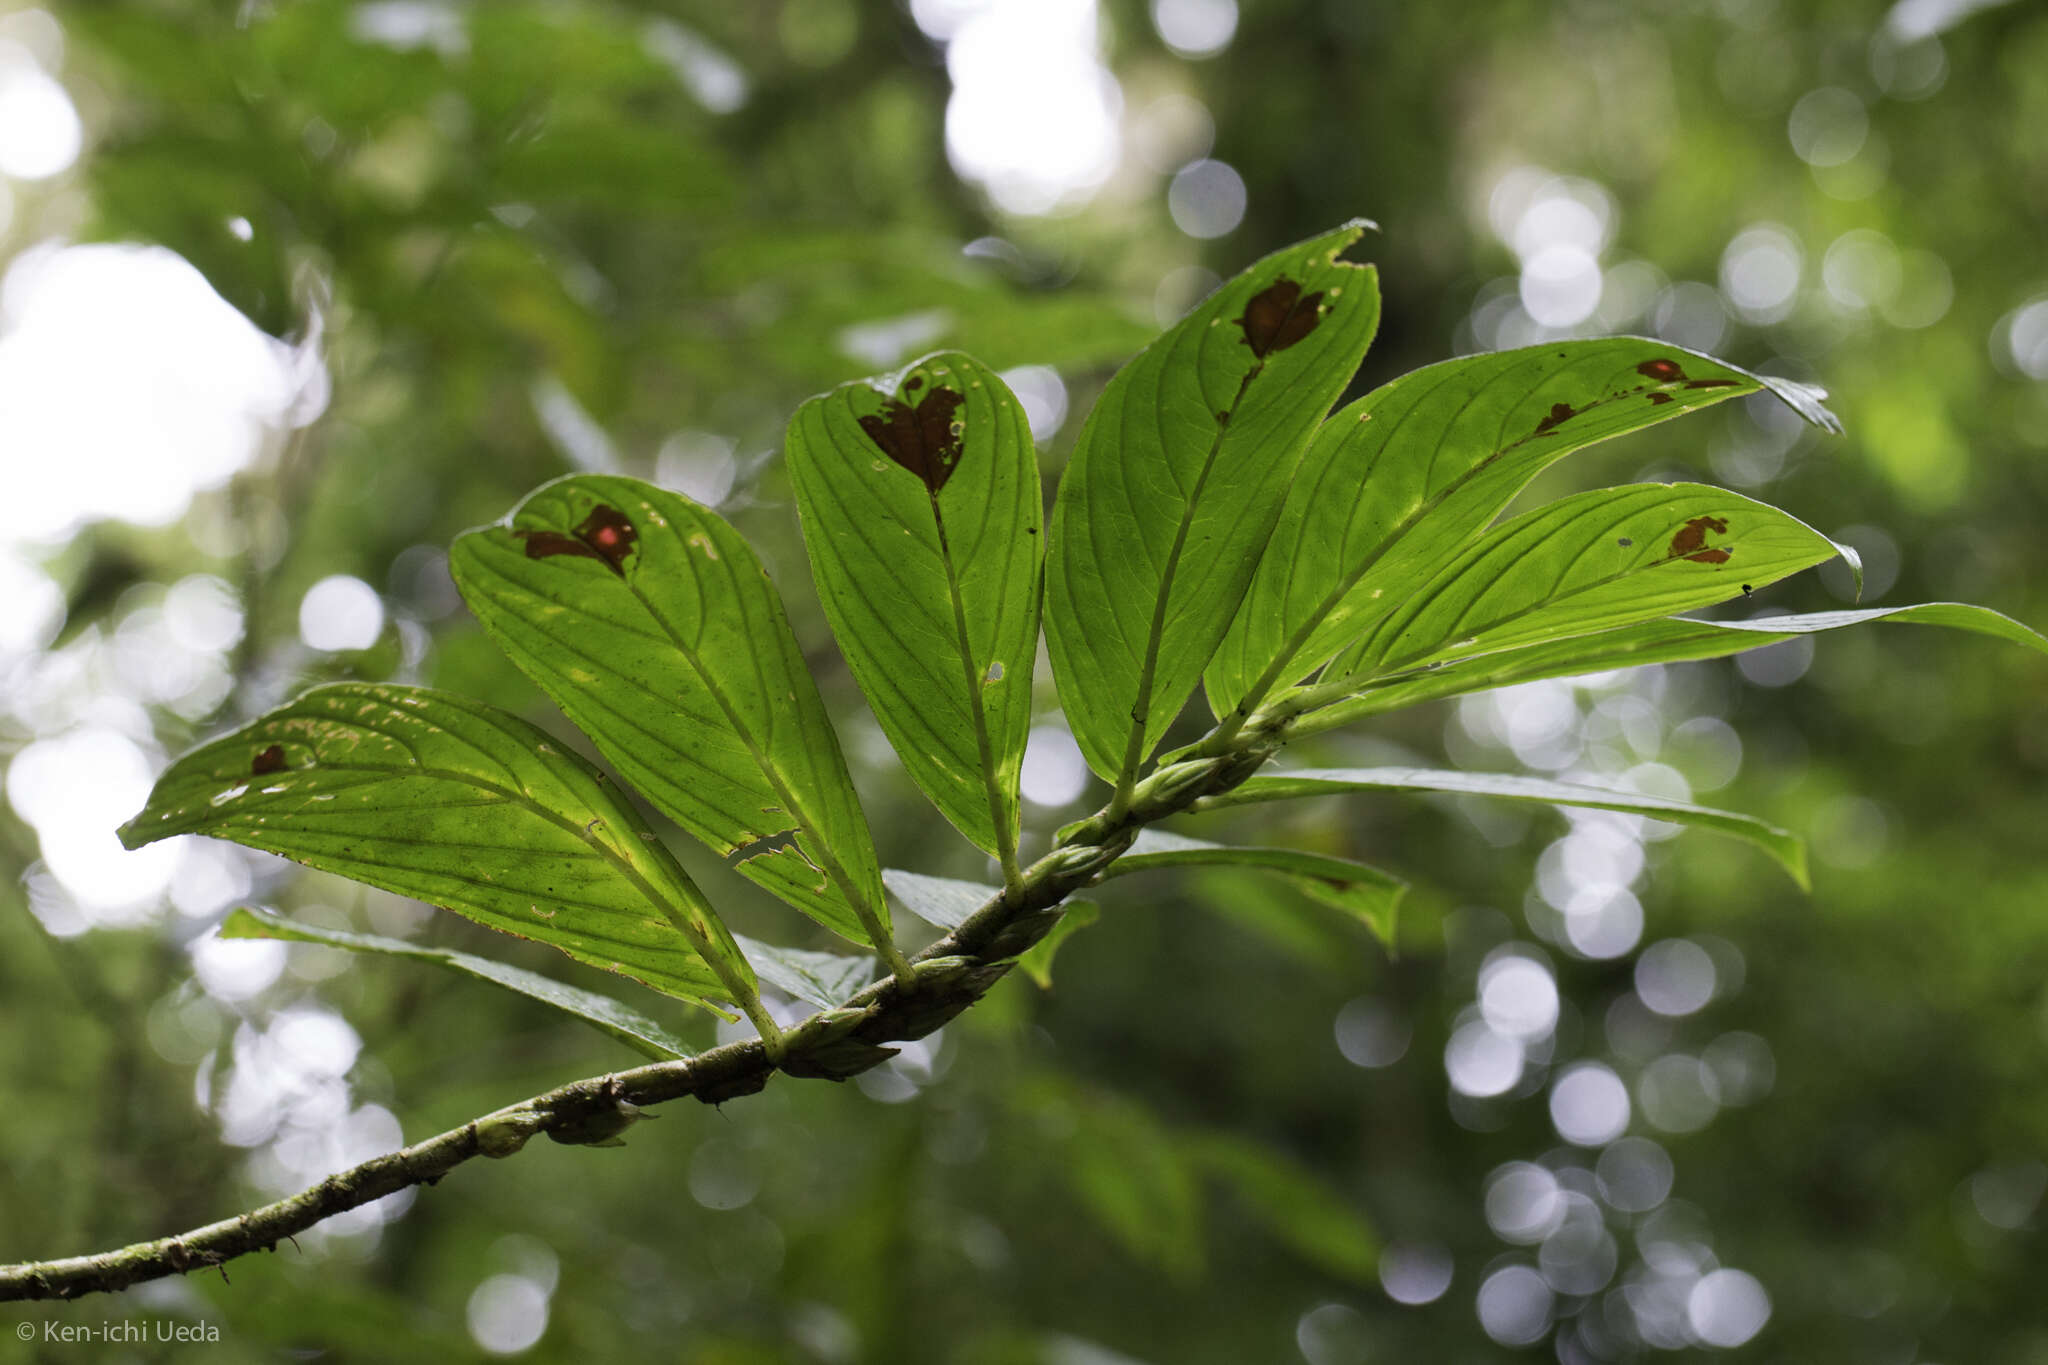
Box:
[1638,358,1685,382]
[252,744,286,775]
[517,504,640,576]
[860,384,968,494]
[1646,392,1674,406]
[1235,277,1325,358]
[1669,514,1733,563]
[1534,402,1577,435]
[577,506,637,571]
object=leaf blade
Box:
[881,868,997,931]
[785,352,1041,859]
[1105,829,1407,944]
[1300,602,2048,729]
[121,683,751,1013]
[1046,222,1382,781]
[1333,482,1842,679]
[1016,900,1099,989]
[1185,1132,1379,1283]
[1201,766,1807,887]
[448,474,891,953]
[1207,338,1842,716]
[221,907,698,1060]
[733,935,876,1011]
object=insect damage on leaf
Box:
[859,383,968,494]
[1234,277,1325,358]
[1534,401,1577,435]
[516,505,640,575]
[1670,514,1733,564]
[251,744,287,775]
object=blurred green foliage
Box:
[3,0,2046,1361]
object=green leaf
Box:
[1036,1084,1204,1280]
[1046,222,1383,783]
[1201,766,1807,887]
[1016,900,1099,989]
[881,868,997,931]
[121,683,753,1016]
[1297,602,2048,730]
[1185,1132,1378,1283]
[220,907,697,1061]
[1104,829,1406,944]
[1206,338,1842,718]
[1323,482,1843,682]
[448,474,894,958]
[733,935,875,1010]
[785,352,1041,862]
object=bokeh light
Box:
[929,0,1122,215]
[0,244,322,543]
[0,43,81,180]
[1151,0,1238,59]
[1551,1063,1631,1146]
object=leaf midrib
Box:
[1111,358,1267,794]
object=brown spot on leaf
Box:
[860,384,968,494]
[517,504,640,576]
[905,375,924,391]
[1534,402,1577,435]
[1235,276,1325,358]
[252,744,286,775]
[1638,358,1685,382]
[576,505,638,571]
[517,530,602,564]
[1684,378,1738,390]
[1670,514,1733,563]
[1646,392,1674,406]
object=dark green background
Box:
[2,1,2045,1361]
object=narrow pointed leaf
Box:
[1104,829,1407,943]
[1329,483,1842,681]
[1201,766,1806,887]
[1300,602,2048,729]
[1047,222,1382,780]
[734,934,876,1010]
[785,352,1041,856]
[1186,1132,1379,1283]
[120,683,751,1012]
[1207,339,1842,716]
[221,907,698,1060]
[882,868,997,931]
[1017,900,1099,989]
[449,474,890,951]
